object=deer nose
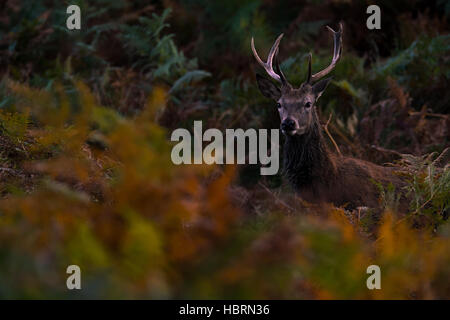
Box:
[281,118,296,131]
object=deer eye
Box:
[305,102,312,108]
[276,103,281,109]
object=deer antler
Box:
[252,23,343,86]
[251,34,285,84]
[308,23,343,83]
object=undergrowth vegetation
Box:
[0,0,449,298]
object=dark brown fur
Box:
[283,109,406,209]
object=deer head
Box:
[252,23,343,136]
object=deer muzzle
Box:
[281,118,298,136]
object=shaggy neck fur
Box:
[283,111,337,192]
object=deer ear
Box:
[256,74,281,100]
[312,77,332,100]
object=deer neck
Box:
[283,118,336,190]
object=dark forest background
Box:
[0,0,449,299]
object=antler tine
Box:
[274,56,290,88]
[251,34,284,83]
[311,22,343,82]
[306,52,312,83]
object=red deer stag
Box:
[251,23,407,209]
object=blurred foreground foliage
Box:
[0,83,448,299]
[0,0,449,299]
